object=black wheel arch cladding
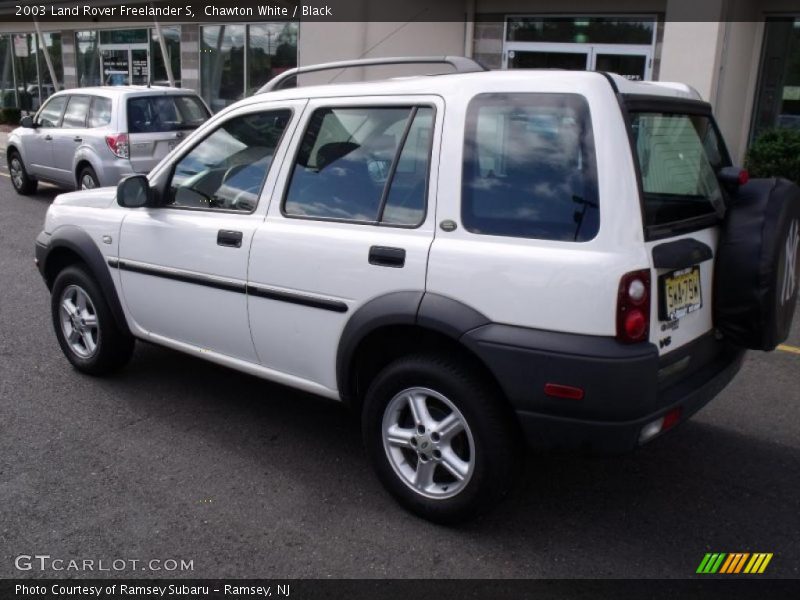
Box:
[40,226,131,337]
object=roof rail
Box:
[256,56,486,94]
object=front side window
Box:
[630,112,726,228]
[284,106,433,226]
[37,95,67,128]
[128,95,210,134]
[62,95,91,128]
[462,93,599,241]
[167,110,291,212]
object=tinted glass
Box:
[37,95,67,128]
[285,106,432,225]
[62,96,90,128]
[507,17,654,44]
[127,95,210,134]
[630,113,725,227]
[382,109,433,225]
[88,97,112,128]
[462,94,599,241]
[168,110,291,212]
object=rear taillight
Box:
[105,133,129,159]
[616,269,651,344]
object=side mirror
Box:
[117,174,152,208]
[20,115,35,128]
[718,166,749,189]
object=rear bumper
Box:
[94,159,138,187]
[462,325,745,454]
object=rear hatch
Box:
[127,93,210,173]
[625,97,731,356]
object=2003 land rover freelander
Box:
[34,57,800,523]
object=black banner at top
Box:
[0,0,791,23]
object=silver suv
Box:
[7,86,210,194]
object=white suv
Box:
[34,57,800,523]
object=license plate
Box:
[659,266,702,321]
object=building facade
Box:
[0,0,798,163]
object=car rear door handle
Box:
[44,134,52,141]
[73,136,82,143]
[369,246,406,268]
[217,230,243,248]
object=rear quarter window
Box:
[630,112,726,229]
[127,95,210,134]
[462,93,599,242]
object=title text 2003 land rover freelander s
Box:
[34,58,800,523]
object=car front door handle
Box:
[73,136,82,143]
[369,246,406,268]
[217,230,243,248]
[44,134,52,141]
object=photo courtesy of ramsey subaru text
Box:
[32,57,800,523]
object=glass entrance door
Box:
[100,45,149,85]
[507,48,589,70]
[503,16,656,81]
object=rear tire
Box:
[51,265,134,375]
[8,150,37,195]
[362,354,520,524]
[78,165,100,190]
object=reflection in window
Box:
[201,25,245,112]
[201,23,298,111]
[151,26,181,87]
[462,93,599,242]
[247,23,298,95]
[76,31,101,87]
[285,106,432,226]
[506,17,655,45]
[168,110,291,212]
[751,18,800,139]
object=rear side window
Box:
[88,97,112,128]
[283,106,434,226]
[462,93,599,242]
[630,112,726,228]
[37,95,67,128]
[127,95,210,134]
[62,96,91,128]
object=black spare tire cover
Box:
[714,178,800,350]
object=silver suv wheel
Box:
[9,156,24,189]
[59,284,100,358]
[381,386,475,500]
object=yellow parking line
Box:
[777,344,800,355]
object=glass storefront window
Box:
[0,36,15,108]
[202,23,298,112]
[12,33,37,111]
[151,26,181,87]
[247,22,298,95]
[201,25,246,112]
[752,18,800,139]
[76,31,101,87]
[37,33,62,106]
[507,17,655,45]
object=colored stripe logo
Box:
[696,553,773,574]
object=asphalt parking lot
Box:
[1,173,799,579]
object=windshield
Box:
[630,112,728,230]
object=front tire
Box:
[362,354,520,524]
[8,150,37,195]
[51,265,134,375]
